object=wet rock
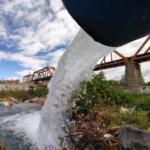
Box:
[120,126,150,150]
[85,143,95,150]
[67,121,76,132]
[71,132,83,144]
[66,137,75,150]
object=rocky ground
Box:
[0,96,46,107]
[0,82,35,91]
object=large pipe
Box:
[62,0,150,47]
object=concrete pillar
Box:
[35,79,50,86]
[125,62,144,88]
[41,79,50,86]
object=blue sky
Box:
[0,0,150,82]
[0,0,79,80]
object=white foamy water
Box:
[37,29,115,150]
[0,104,42,150]
[1,111,41,144]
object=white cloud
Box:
[50,0,64,13]
[45,48,65,67]
[0,0,79,55]
[0,51,7,60]
[0,50,47,70]
[16,69,34,76]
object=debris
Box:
[67,108,121,150]
[104,134,113,139]
[120,106,135,114]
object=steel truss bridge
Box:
[23,36,150,82]
[23,66,55,82]
[94,35,150,71]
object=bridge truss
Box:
[23,66,55,82]
[94,35,150,71]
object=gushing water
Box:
[0,103,42,150]
[0,29,115,150]
[37,29,115,150]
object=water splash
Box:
[0,103,42,150]
[37,29,115,149]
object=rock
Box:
[120,126,150,150]
[9,97,16,102]
[66,137,75,150]
[67,121,76,132]
[71,132,83,143]
[8,97,18,104]
[35,97,39,100]
[29,99,37,103]
[24,100,30,103]
[85,143,95,150]
[0,102,9,107]
[4,102,10,106]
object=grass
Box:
[109,106,149,129]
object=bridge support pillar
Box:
[34,79,50,86]
[125,62,144,89]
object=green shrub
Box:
[27,85,34,95]
[72,72,132,110]
[71,71,150,112]
[33,88,48,98]
[146,82,150,86]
